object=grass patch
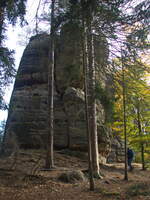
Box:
[126,182,150,197]
[95,188,120,197]
[103,191,120,196]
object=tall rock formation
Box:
[4,27,113,162]
[5,34,50,148]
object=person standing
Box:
[127,148,134,171]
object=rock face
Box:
[4,29,113,162]
[5,34,50,148]
[107,136,124,163]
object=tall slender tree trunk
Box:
[141,143,145,170]
[81,6,94,190]
[86,4,100,178]
[45,0,55,169]
[0,7,4,45]
[121,52,128,181]
[137,103,145,170]
[35,0,42,34]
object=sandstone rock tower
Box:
[4,28,112,161]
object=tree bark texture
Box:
[137,103,145,171]
[81,8,94,190]
[45,0,55,169]
[121,53,128,181]
[86,4,100,178]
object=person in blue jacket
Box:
[127,148,134,171]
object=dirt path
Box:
[0,150,150,200]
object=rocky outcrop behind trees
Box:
[4,27,116,163]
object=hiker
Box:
[127,148,134,171]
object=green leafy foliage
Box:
[112,57,150,165]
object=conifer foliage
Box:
[0,0,27,109]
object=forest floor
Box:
[0,149,150,200]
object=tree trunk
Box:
[81,6,94,190]
[0,7,4,45]
[137,103,145,170]
[86,4,100,178]
[35,0,42,34]
[141,143,145,170]
[45,0,55,169]
[121,52,128,181]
